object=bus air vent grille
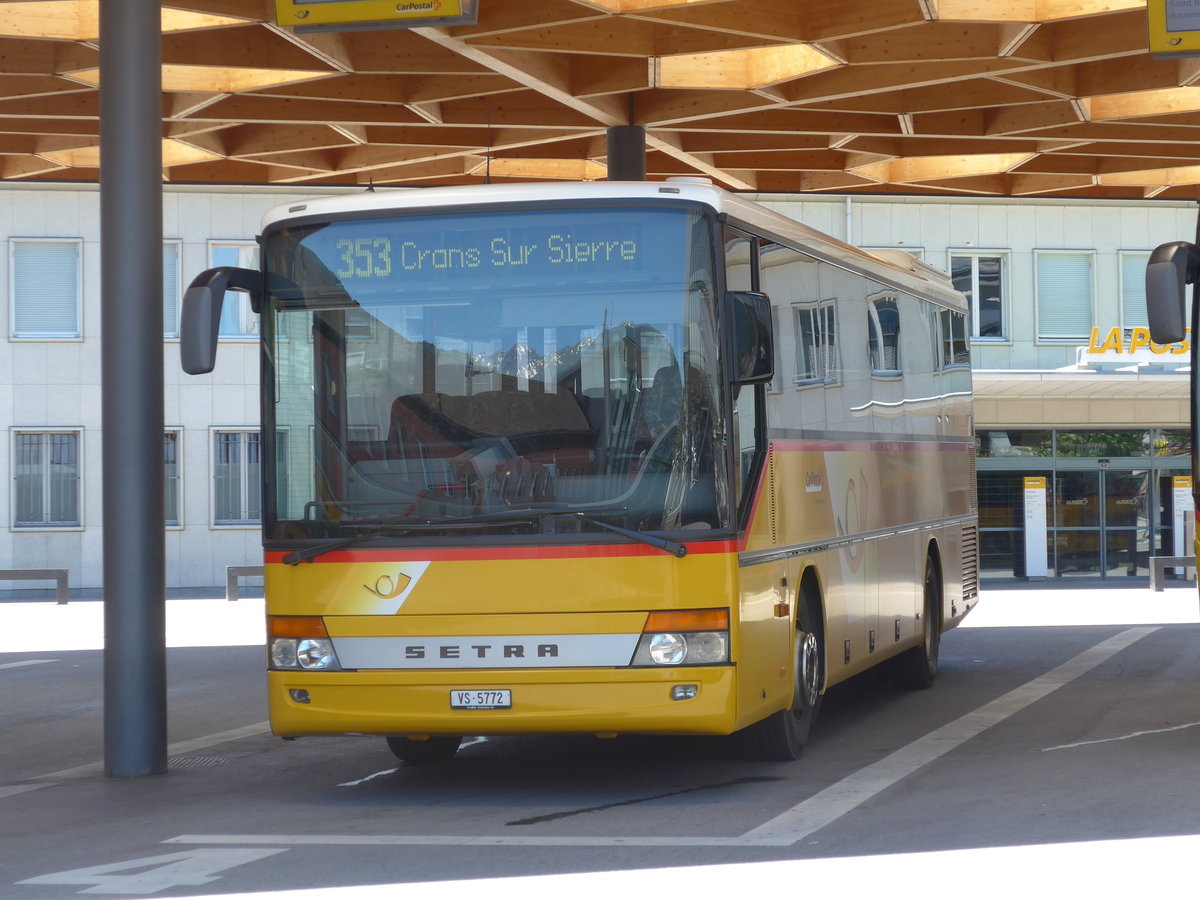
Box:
[961,524,979,601]
[769,452,778,544]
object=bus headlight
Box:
[631,609,730,667]
[268,616,342,670]
[649,633,686,665]
[269,637,342,670]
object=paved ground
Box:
[2,578,1199,899]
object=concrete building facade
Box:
[0,183,1192,589]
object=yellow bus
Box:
[181,181,978,762]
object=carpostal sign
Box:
[1148,0,1200,58]
[1082,325,1190,363]
[275,0,477,30]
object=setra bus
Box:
[181,181,979,762]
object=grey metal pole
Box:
[607,125,646,181]
[100,0,167,777]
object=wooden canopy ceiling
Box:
[6,0,1200,198]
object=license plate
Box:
[450,689,511,710]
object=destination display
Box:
[331,231,641,279]
[275,206,694,299]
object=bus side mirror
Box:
[1145,241,1197,345]
[180,266,262,375]
[728,290,774,384]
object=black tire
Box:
[385,736,462,764]
[894,553,942,690]
[738,586,824,761]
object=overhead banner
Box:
[1148,0,1200,58]
[275,0,478,32]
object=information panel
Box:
[1023,476,1048,580]
[1173,476,1195,568]
[1148,0,1200,58]
[275,0,477,31]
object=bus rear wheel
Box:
[893,552,941,690]
[386,735,462,764]
[738,589,824,761]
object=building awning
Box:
[973,370,1190,428]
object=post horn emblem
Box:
[364,572,412,600]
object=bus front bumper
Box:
[268,666,738,738]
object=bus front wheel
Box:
[386,735,462,764]
[738,587,824,761]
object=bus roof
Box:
[262,181,966,311]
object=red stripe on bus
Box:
[265,540,739,565]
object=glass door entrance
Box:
[1054,469,1149,578]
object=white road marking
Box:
[1,722,270,800]
[0,658,57,670]
[18,848,287,895]
[1042,719,1200,752]
[337,737,487,787]
[167,628,1157,849]
[738,626,1157,845]
[338,768,399,788]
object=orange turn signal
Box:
[267,615,329,639]
[644,608,729,633]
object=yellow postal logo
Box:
[364,572,412,600]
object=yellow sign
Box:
[275,0,476,30]
[1175,476,1193,490]
[1024,476,1047,490]
[1148,0,1200,58]
[1084,325,1190,359]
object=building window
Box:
[213,430,261,525]
[1119,251,1151,330]
[165,431,181,527]
[13,431,81,528]
[1036,251,1094,340]
[868,294,901,373]
[10,239,81,339]
[940,309,970,368]
[210,241,260,338]
[950,253,1005,339]
[163,241,182,338]
[794,302,837,384]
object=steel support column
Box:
[100,0,167,777]
[607,126,646,181]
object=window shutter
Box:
[12,241,80,338]
[1037,253,1092,339]
[163,243,180,337]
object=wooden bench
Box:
[0,568,69,604]
[225,565,264,602]
[1149,556,1196,592]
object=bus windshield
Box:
[262,204,729,541]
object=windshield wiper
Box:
[575,514,688,558]
[282,532,378,566]
[281,523,440,565]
